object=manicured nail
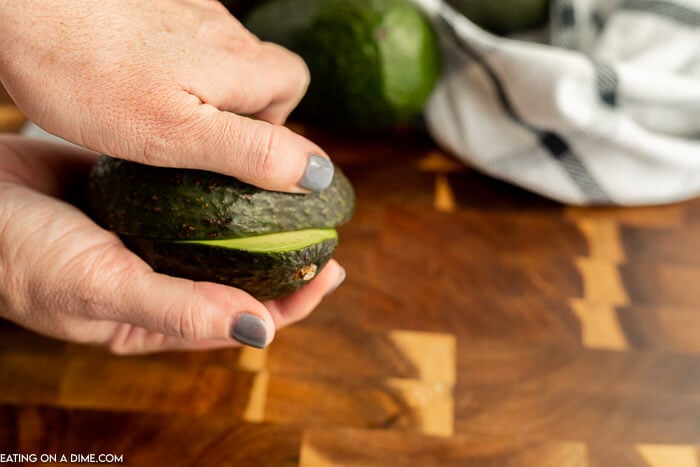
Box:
[231,313,268,349]
[299,154,334,192]
[325,266,346,296]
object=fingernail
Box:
[299,154,334,192]
[325,266,346,296]
[231,313,268,349]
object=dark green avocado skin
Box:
[87,155,355,240]
[123,235,338,301]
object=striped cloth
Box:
[412,0,700,205]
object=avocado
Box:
[219,0,261,17]
[124,229,338,301]
[245,0,441,131]
[87,155,354,240]
[446,0,550,35]
[86,156,355,300]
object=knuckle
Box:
[115,87,198,167]
[140,111,191,167]
[168,290,207,340]
[289,52,311,94]
[204,0,231,15]
[264,43,311,96]
[79,246,140,320]
[106,338,133,356]
[71,285,104,319]
[245,123,281,182]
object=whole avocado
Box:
[446,0,550,35]
[245,0,441,131]
[86,156,355,300]
[219,0,260,17]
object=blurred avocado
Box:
[245,0,441,131]
[220,0,262,18]
[446,0,550,35]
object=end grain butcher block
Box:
[2,96,700,466]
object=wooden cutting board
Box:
[2,88,700,466]
[0,87,25,133]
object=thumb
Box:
[110,269,277,349]
[136,104,335,194]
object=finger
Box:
[0,135,98,197]
[240,42,310,124]
[101,269,278,350]
[99,259,344,354]
[265,260,346,329]
[89,261,345,354]
[254,98,301,126]
[142,104,334,193]
[187,0,232,15]
[106,323,243,354]
[108,260,345,354]
[190,41,310,124]
[258,42,311,124]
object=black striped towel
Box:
[414,0,700,205]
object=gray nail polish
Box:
[231,313,268,349]
[300,154,334,192]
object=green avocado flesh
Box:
[123,230,338,301]
[86,156,355,300]
[182,228,338,252]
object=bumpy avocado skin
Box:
[87,156,355,240]
[123,235,338,301]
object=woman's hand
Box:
[0,135,345,353]
[0,0,333,193]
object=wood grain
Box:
[0,105,25,133]
[1,103,699,465]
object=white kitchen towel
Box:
[412,0,700,205]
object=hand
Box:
[0,135,345,353]
[0,0,333,193]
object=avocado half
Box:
[87,156,355,300]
